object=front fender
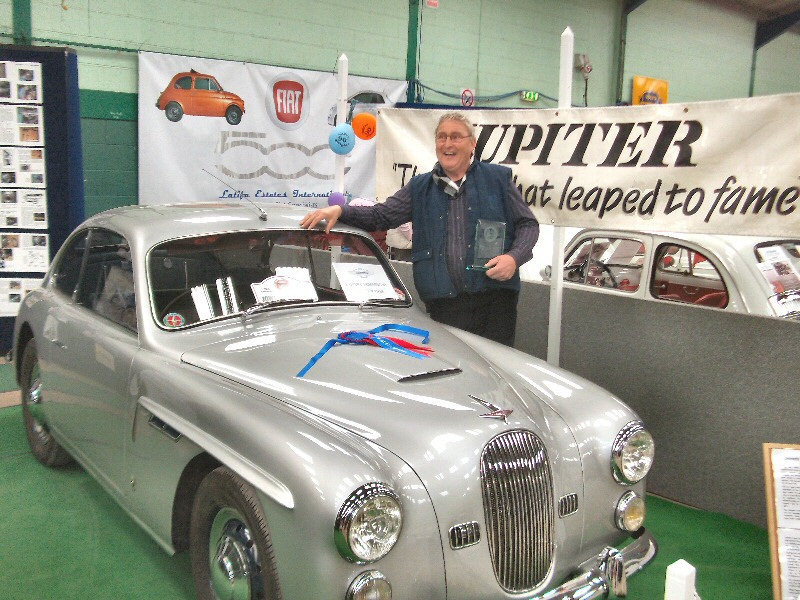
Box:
[132,353,446,600]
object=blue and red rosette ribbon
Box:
[297,323,432,377]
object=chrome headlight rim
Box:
[335,482,402,564]
[615,490,646,532]
[611,421,655,485]
[346,570,392,600]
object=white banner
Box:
[138,52,406,207]
[377,95,800,236]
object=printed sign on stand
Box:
[764,443,800,600]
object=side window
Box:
[563,236,645,291]
[195,77,211,91]
[52,230,89,299]
[353,92,383,104]
[174,76,192,90]
[650,244,728,308]
[77,229,137,331]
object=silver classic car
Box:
[12,203,657,600]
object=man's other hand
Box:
[299,205,343,233]
[485,254,517,281]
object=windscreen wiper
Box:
[358,298,410,310]
[240,299,313,323]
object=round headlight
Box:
[335,482,402,563]
[346,570,393,600]
[611,421,655,485]
[616,491,646,532]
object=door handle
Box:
[51,339,67,350]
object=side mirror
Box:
[540,265,552,280]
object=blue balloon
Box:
[329,124,355,155]
[328,192,346,206]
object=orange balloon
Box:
[352,113,377,140]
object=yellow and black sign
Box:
[633,75,668,105]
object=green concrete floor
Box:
[0,404,772,599]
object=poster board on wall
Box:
[137,51,407,208]
[377,95,800,237]
[0,45,84,352]
[764,443,800,600]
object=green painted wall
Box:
[80,90,139,217]
[25,0,409,92]
[753,31,800,96]
[79,90,137,217]
[8,0,799,102]
[415,0,621,108]
[81,117,137,217]
[1,0,799,218]
[624,0,756,103]
[0,2,10,38]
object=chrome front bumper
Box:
[532,528,658,600]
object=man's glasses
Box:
[435,132,472,143]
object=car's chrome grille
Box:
[480,430,555,593]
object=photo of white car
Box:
[542,229,800,319]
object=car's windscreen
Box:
[754,240,800,318]
[149,229,410,329]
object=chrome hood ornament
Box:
[470,395,513,424]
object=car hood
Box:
[179,313,582,480]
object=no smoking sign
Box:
[461,88,475,107]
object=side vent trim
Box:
[449,521,481,549]
[559,493,579,517]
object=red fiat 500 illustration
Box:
[156,70,245,125]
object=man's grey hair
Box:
[435,111,475,138]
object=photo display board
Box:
[0,46,83,351]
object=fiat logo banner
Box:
[267,74,309,130]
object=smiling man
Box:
[300,111,539,346]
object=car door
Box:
[41,228,139,498]
[191,75,224,117]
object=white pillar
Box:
[547,27,573,367]
[335,53,348,194]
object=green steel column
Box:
[12,0,32,45]
[406,0,420,103]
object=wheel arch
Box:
[14,322,34,385]
[136,388,445,599]
[171,452,221,552]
